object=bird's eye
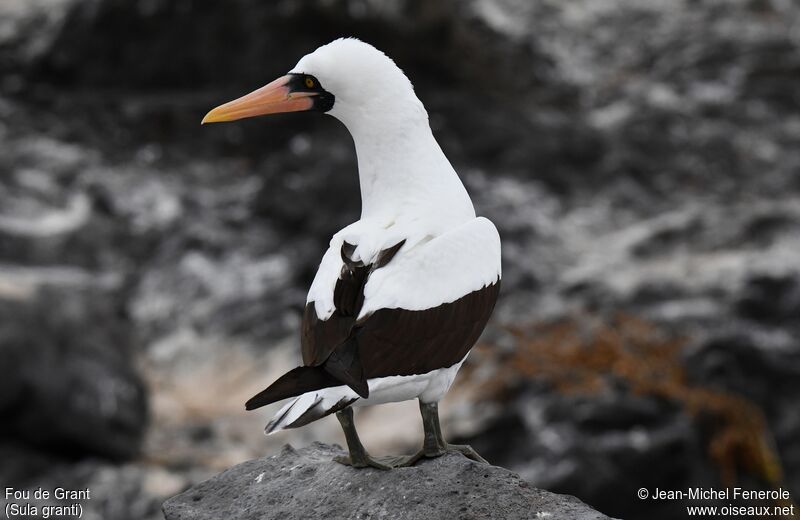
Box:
[305,77,315,88]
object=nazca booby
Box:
[203,38,501,469]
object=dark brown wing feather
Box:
[245,366,340,410]
[301,240,404,369]
[300,241,370,367]
[356,281,500,378]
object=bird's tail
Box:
[246,365,340,411]
[245,365,361,433]
[265,387,359,434]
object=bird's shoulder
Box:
[306,217,501,321]
[358,217,501,318]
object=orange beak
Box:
[201,75,316,124]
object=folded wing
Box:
[246,217,501,410]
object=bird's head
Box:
[202,38,425,130]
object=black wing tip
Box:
[244,365,342,412]
[349,380,370,399]
[245,392,271,411]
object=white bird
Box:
[202,38,501,469]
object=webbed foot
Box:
[334,453,392,470]
[393,443,488,467]
[440,443,488,464]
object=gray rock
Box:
[162,443,612,520]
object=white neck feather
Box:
[336,108,475,229]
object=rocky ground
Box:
[163,443,612,520]
[1,1,798,519]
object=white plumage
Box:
[267,39,500,432]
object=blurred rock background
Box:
[0,0,798,519]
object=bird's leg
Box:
[334,407,391,470]
[396,400,489,467]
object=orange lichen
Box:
[465,314,785,489]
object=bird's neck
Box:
[345,115,475,228]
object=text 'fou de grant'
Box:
[651,487,791,501]
[4,487,91,500]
